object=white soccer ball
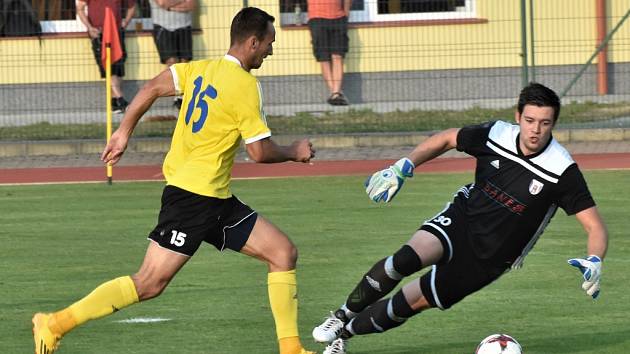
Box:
[475,334,523,354]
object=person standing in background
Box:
[149,0,196,109]
[77,0,135,113]
[307,0,352,106]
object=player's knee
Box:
[268,242,298,270]
[287,243,298,265]
[389,245,422,277]
[391,289,421,318]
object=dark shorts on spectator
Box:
[308,17,349,62]
[91,29,127,78]
[152,25,193,64]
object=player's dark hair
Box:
[517,82,561,122]
[230,7,275,46]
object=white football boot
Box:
[323,338,346,354]
[312,312,345,343]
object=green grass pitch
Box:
[1,170,629,353]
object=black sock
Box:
[347,290,420,337]
[345,258,402,314]
[346,298,404,336]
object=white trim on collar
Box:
[486,140,559,183]
[224,54,242,67]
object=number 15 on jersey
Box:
[184,76,218,133]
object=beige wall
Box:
[1,0,629,84]
[609,0,630,62]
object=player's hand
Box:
[365,158,414,203]
[291,139,315,163]
[101,130,130,165]
[87,26,100,39]
[568,255,602,299]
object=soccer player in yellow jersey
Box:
[32,7,316,354]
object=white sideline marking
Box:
[115,317,171,324]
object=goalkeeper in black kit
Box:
[312,83,608,354]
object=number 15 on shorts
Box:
[170,230,187,247]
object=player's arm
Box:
[568,206,608,299]
[575,206,608,259]
[76,1,100,38]
[407,128,460,167]
[365,128,459,202]
[246,138,315,164]
[101,69,176,165]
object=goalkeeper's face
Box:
[515,104,555,156]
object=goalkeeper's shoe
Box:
[323,339,346,354]
[312,311,346,343]
[33,313,61,354]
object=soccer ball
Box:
[475,334,523,354]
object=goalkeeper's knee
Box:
[346,290,420,336]
[389,245,423,278]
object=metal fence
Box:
[1,0,630,140]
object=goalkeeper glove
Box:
[365,158,415,203]
[567,255,602,299]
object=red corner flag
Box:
[101,6,123,68]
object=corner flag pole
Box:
[102,5,120,186]
[106,45,113,185]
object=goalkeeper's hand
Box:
[567,255,602,299]
[365,158,415,203]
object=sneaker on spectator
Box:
[327,92,349,106]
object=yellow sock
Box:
[268,270,303,354]
[48,276,139,335]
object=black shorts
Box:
[152,25,193,64]
[308,17,349,62]
[148,185,258,256]
[91,29,127,78]
[418,195,508,310]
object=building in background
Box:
[1,0,630,119]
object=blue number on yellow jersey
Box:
[184,76,218,133]
[163,56,271,198]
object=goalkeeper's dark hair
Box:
[517,82,561,122]
[230,7,275,46]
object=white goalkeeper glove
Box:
[365,158,415,203]
[567,255,602,299]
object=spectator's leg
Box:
[164,57,178,67]
[331,54,344,94]
[319,60,335,94]
[111,75,123,99]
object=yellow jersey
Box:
[163,55,271,198]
